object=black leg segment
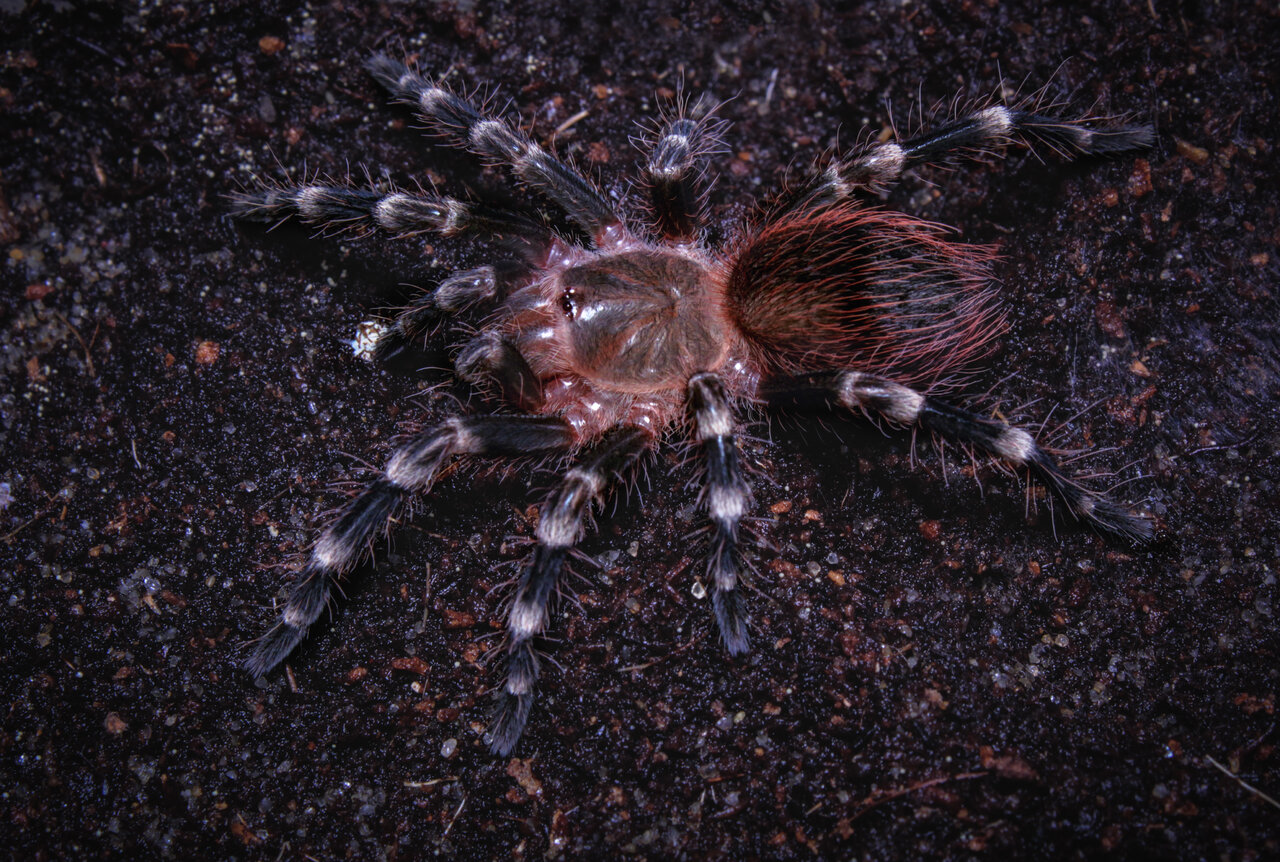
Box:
[455,331,546,413]
[641,107,726,241]
[245,415,576,680]
[764,371,1151,540]
[232,183,550,244]
[489,425,652,755]
[689,372,752,654]
[374,262,542,363]
[787,101,1153,210]
[367,55,620,242]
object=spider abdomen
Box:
[726,202,1003,386]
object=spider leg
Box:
[764,371,1152,540]
[640,105,727,241]
[231,183,551,245]
[233,182,555,360]
[375,261,531,362]
[490,426,652,756]
[455,331,546,413]
[367,55,620,243]
[689,372,752,654]
[244,415,575,679]
[794,104,1153,207]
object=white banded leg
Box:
[640,107,726,241]
[367,55,619,242]
[689,372,752,654]
[765,371,1152,539]
[375,263,530,363]
[489,426,652,755]
[791,103,1154,208]
[245,416,575,679]
[231,183,549,243]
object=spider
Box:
[235,55,1154,755]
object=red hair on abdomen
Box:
[726,202,1004,388]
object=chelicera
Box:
[235,55,1153,754]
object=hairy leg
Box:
[689,372,752,653]
[764,371,1151,539]
[639,102,726,241]
[245,416,576,679]
[231,182,550,243]
[455,330,546,413]
[368,55,620,242]
[489,425,652,755]
[785,99,1153,211]
[375,262,535,362]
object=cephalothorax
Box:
[236,55,1153,755]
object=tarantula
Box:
[235,55,1154,755]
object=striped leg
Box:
[490,426,652,755]
[231,183,550,243]
[375,262,530,362]
[689,373,752,654]
[765,372,1152,540]
[245,416,575,679]
[640,106,727,241]
[367,55,620,242]
[791,102,1153,209]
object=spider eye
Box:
[560,289,578,319]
